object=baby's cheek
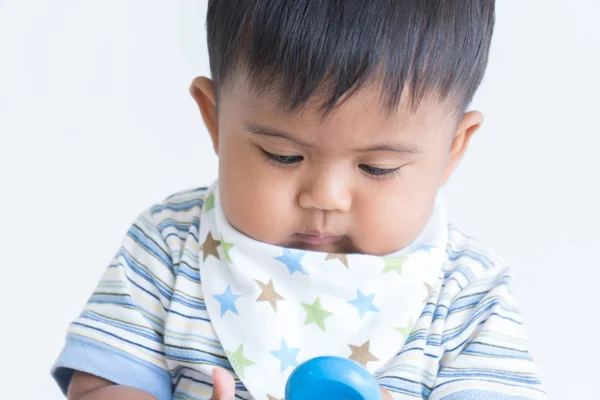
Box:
[355,194,429,254]
[222,175,296,242]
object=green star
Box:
[396,317,414,339]
[220,233,234,263]
[227,344,254,377]
[302,297,333,332]
[204,192,215,212]
[382,256,407,275]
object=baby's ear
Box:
[190,76,219,155]
[441,110,483,185]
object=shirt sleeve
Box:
[429,267,547,400]
[51,209,175,400]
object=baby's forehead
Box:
[226,80,456,139]
[219,79,455,151]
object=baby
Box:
[52,1,546,399]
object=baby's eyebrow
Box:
[357,143,422,154]
[244,121,422,154]
[244,122,312,147]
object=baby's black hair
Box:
[206,0,495,119]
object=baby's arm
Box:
[68,372,156,400]
[68,369,237,400]
[51,209,175,400]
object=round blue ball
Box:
[285,356,382,400]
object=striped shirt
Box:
[51,187,546,399]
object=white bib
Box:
[200,181,448,400]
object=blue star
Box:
[348,289,379,319]
[271,338,301,372]
[213,285,242,317]
[274,249,308,276]
[418,245,436,254]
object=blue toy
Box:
[285,356,382,400]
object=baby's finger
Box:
[380,385,393,400]
[210,368,236,400]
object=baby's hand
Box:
[380,385,393,400]
[210,367,394,400]
[210,368,236,400]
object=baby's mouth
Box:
[293,232,345,246]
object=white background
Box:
[1,1,598,398]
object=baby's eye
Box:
[263,150,304,165]
[359,164,400,177]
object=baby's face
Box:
[194,77,480,255]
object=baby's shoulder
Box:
[138,186,210,264]
[147,186,210,226]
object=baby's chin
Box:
[280,234,422,256]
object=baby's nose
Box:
[297,171,352,212]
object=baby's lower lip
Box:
[294,233,344,246]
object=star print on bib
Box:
[199,181,448,400]
[275,249,308,275]
[325,253,349,268]
[255,279,285,312]
[302,297,334,332]
[348,289,379,318]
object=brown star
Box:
[423,282,434,303]
[201,232,221,261]
[325,253,349,269]
[255,279,285,312]
[348,340,378,367]
[267,395,284,400]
